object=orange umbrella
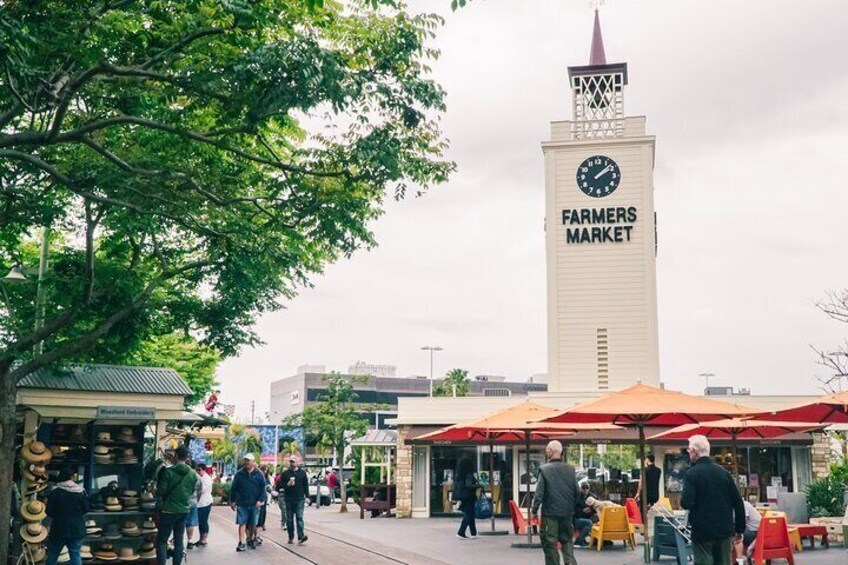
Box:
[417,402,620,543]
[535,384,760,559]
[752,390,848,424]
[648,418,827,481]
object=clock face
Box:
[576,155,621,198]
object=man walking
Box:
[45,467,88,565]
[635,453,662,509]
[280,456,309,544]
[532,440,579,565]
[229,453,267,552]
[681,435,745,565]
[156,446,198,565]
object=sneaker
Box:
[247,539,256,550]
[196,541,207,547]
[574,539,588,547]
[469,534,478,539]
[456,534,468,540]
[287,538,294,544]
[186,543,195,550]
[298,535,308,544]
[236,543,246,552]
[256,537,263,545]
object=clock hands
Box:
[594,164,613,180]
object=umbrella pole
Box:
[732,433,740,489]
[639,421,649,564]
[479,437,507,535]
[526,430,533,544]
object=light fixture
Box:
[2,266,26,284]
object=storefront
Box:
[13,364,195,563]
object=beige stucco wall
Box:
[543,116,660,394]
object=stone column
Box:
[811,432,831,479]
[395,425,413,518]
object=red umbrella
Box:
[752,390,848,424]
[416,402,619,544]
[648,419,827,482]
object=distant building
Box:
[348,361,398,378]
[705,386,752,396]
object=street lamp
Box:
[421,345,443,397]
[2,266,26,284]
[699,372,715,393]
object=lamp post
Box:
[699,372,715,393]
[420,345,443,397]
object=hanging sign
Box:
[97,406,155,419]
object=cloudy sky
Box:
[218,0,848,419]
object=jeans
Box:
[573,517,592,543]
[157,512,188,565]
[457,500,477,537]
[45,536,82,565]
[693,537,732,565]
[197,505,212,537]
[285,498,305,540]
[541,516,576,565]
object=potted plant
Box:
[212,481,231,505]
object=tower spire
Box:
[589,9,607,66]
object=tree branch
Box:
[141,28,225,70]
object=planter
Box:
[809,517,845,544]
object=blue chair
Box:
[652,516,692,563]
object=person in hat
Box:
[279,455,309,545]
[195,464,214,547]
[45,467,89,565]
[155,445,198,565]
[229,453,266,552]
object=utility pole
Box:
[250,401,255,425]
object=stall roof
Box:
[19,364,192,396]
[351,429,398,447]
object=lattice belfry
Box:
[571,70,625,140]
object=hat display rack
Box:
[22,421,157,563]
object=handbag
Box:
[474,495,493,520]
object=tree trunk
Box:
[0,365,18,565]
[337,445,347,513]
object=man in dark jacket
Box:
[681,435,745,565]
[156,446,198,565]
[45,467,88,565]
[229,453,266,552]
[573,482,596,546]
[279,456,309,544]
[532,440,579,565]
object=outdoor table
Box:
[790,524,829,549]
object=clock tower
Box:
[543,10,660,393]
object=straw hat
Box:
[96,432,113,443]
[93,550,117,561]
[25,481,49,496]
[21,441,51,465]
[20,500,47,522]
[117,547,139,562]
[23,466,48,485]
[57,547,70,564]
[85,520,102,536]
[117,428,138,443]
[80,545,93,560]
[19,522,48,544]
[103,523,122,540]
[121,521,140,537]
[94,445,111,456]
[27,543,46,563]
[140,518,157,534]
[139,541,156,560]
[104,497,122,512]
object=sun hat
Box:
[104,497,122,512]
[85,520,102,536]
[140,518,157,534]
[57,547,70,564]
[96,432,113,443]
[20,522,48,544]
[93,550,117,561]
[121,521,140,537]
[118,548,140,562]
[139,542,156,560]
[22,441,52,464]
[80,545,93,560]
[94,445,111,456]
[20,500,47,522]
[23,467,48,485]
[25,481,49,496]
[117,427,138,443]
[27,543,46,563]
[103,523,122,540]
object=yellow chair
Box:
[658,497,672,510]
[589,506,636,551]
[764,511,802,552]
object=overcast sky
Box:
[218,0,848,419]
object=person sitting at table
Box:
[573,483,597,546]
[740,500,761,549]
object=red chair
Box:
[751,516,794,565]
[624,498,643,526]
[508,500,539,535]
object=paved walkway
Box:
[194,503,845,564]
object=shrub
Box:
[211,481,232,503]
[805,473,846,518]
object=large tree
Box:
[0,1,451,559]
[433,367,470,397]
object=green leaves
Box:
[434,367,470,397]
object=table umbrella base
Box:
[478,530,509,536]
[510,537,543,548]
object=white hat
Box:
[243,453,255,462]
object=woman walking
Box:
[195,464,213,547]
[453,457,479,540]
[185,461,203,549]
[45,467,89,565]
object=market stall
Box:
[12,364,196,564]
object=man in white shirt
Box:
[741,500,761,548]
